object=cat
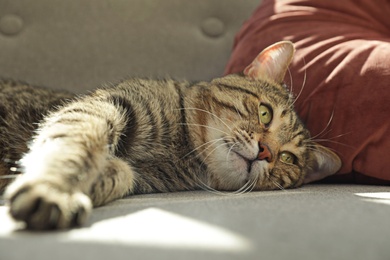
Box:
[0,41,341,230]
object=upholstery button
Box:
[201,18,225,38]
[0,14,24,36]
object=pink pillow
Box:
[225,0,390,184]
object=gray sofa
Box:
[1,1,390,260]
[0,0,259,93]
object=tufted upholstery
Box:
[0,0,259,93]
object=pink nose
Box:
[258,143,272,162]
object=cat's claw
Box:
[5,181,92,230]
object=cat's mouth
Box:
[233,152,257,174]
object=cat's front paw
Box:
[5,180,92,230]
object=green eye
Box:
[259,104,272,125]
[280,152,296,164]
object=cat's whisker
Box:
[199,142,229,170]
[290,56,307,108]
[250,175,260,192]
[238,174,259,195]
[0,174,21,179]
[193,159,256,196]
[232,170,260,195]
[307,119,353,149]
[181,138,225,159]
[307,138,354,149]
[220,117,235,124]
[194,158,256,196]
[310,129,335,142]
[310,132,352,142]
[243,175,259,194]
[225,142,239,163]
[232,178,253,195]
[287,67,293,93]
[305,146,340,156]
[2,158,20,165]
[233,103,243,121]
[305,147,333,155]
[270,176,285,191]
[310,110,335,140]
[9,167,23,172]
[193,176,230,196]
[2,158,23,174]
[178,123,230,136]
[176,108,232,131]
[266,171,285,191]
[273,181,285,191]
[306,129,353,153]
[187,138,243,196]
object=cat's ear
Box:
[244,41,295,83]
[304,144,342,184]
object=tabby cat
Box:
[0,41,341,230]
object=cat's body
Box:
[0,78,205,194]
[0,42,341,230]
[0,81,74,190]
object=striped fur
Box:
[1,42,341,229]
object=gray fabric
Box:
[1,184,390,260]
[0,0,259,93]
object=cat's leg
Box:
[4,125,109,229]
[0,164,11,193]
[4,98,129,229]
[89,158,135,207]
[5,154,135,230]
[6,178,92,229]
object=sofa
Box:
[1,1,389,260]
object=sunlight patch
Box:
[64,208,252,252]
[0,206,25,235]
[355,192,390,206]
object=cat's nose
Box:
[258,143,272,162]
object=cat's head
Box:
[187,41,341,191]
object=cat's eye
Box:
[259,104,273,125]
[280,151,296,165]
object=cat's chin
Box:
[224,151,250,175]
[231,151,267,175]
[212,151,267,191]
[231,152,253,175]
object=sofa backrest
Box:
[0,0,259,92]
